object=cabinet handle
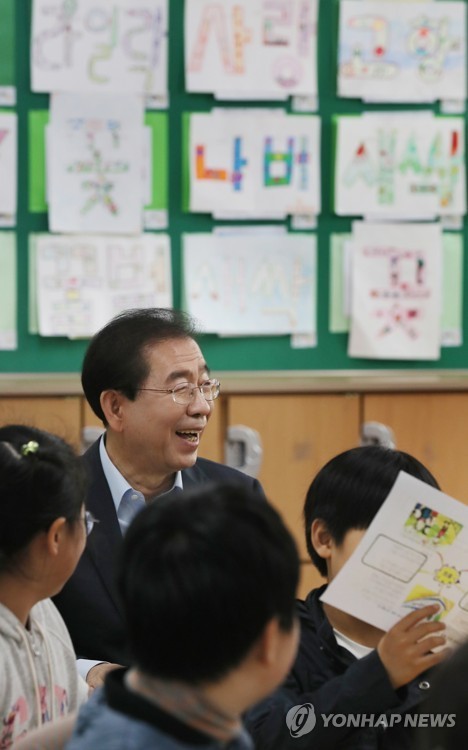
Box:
[361,421,396,449]
[225,425,263,478]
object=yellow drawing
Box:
[403,584,454,620]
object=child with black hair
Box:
[246,446,451,750]
[66,482,300,750]
[0,425,89,747]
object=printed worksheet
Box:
[338,1,467,102]
[183,232,316,335]
[348,222,442,360]
[189,110,320,218]
[335,114,466,218]
[0,232,16,349]
[185,0,317,99]
[31,0,168,99]
[0,111,17,223]
[321,471,468,650]
[33,233,172,338]
[47,93,145,234]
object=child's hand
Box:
[377,604,449,689]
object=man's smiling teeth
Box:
[177,431,198,442]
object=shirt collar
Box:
[99,435,183,515]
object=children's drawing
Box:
[189,110,320,218]
[31,0,168,98]
[321,471,468,649]
[348,222,442,360]
[33,233,171,337]
[404,503,463,547]
[0,232,16,350]
[335,115,466,218]
[0,112,17,223]
[183,232,316,336]
[185,0,317,98]
[47,93,145,234]
[338,1,466,102]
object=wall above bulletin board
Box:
[0,0,467,374]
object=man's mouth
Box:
[176,431,200,443]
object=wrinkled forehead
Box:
[143,337,209,383]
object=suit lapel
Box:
[83,441,123,611]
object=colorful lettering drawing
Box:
[34,233,172,338]
[183,233,316,336]
[338,1,466,102]
[189,111,320,218]
[31,0,168,97]
[348,222,442,361]
[47,93,145,234]
[404,502,463,546]
[335,115,466,218]
[0,112,17,221]
[185,0,317,98]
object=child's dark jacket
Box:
[245,585,434,750]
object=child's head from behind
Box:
[119,483,300,702]
[304,446,439,579]
[0,424,88,585]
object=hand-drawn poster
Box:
[0,112,17,225]
[0,232,16,349]
[47,93,145,234]
[189,110,320,218]
[183,232,316,336]
[335,114,466,218]
[348,222,442,360]
[338,1,467,102]
[185,0,318,99]
[33,233,172,338]
[0,0,15,105]
[329,232,463,348]
[321,471,468,650]
[31,0,168,100]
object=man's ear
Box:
[45,517,68,557]
[310,519,334,561]
[100,390,125,432]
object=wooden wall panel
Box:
[227,394,361,559]
[0,397,82,448]
[364,393,468,503]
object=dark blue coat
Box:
[245,585,434,750]
[53,439,264,665]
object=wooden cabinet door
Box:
[363,393,468,504]
[0,397,82,449]
[227,394,360,559]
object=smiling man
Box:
[53,308,265,690]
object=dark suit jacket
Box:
[53,440,265,665]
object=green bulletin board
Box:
[1,0,467,373]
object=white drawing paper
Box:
[189,110,320,218]
[31,0,168,98]
[348,222,442,360]
[183,232,316,335]
[338,1,467,103]
[185,0,317,99]
[34,233,172,338]
[47,93,145,234]
[335,114,466,218]
[321,471,468,650]
[0,232,16,350]
[0,112,17,222]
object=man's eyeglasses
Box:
[84,510,99,536]
[137,379,221,406]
